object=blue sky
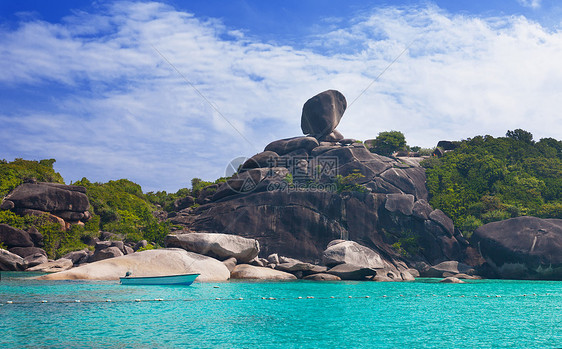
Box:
[1,0,561,192]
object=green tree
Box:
[506,129,534,144]
[73,178,171,245]
[365,131,407,156]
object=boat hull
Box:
[119,273,199,286]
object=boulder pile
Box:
[0,182,95,271]
[177,90,469,271]
[1,182,91,229]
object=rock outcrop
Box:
[0,249,26,271]
[421,260,475,278]
[0,224,34,248]
[301,89,346,139]
[23,253,48,268]
[303,273,341,281]
[323,240,411,281]
[323,240,387,268]
[37,248,230,282]
[27,258,73,273]
[471,216,562,280]
[169,90,468,274]
[164,232,260,263]
[63,249,91,265]
[1,182,91,229]
[230,264,297,280]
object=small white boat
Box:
[119,273,199,286]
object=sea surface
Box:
[0,272,560,348]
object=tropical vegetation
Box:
[422,129,562,237]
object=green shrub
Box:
[137,243,155,252]
[456,215,483,239]
[391,231,420,257]
[284,173,293,185]
[191,178,213,197]
[335,171,366,193]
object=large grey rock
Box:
[276,260,327,274]
[240,151,279,171]
[303,273,341,281]
[323,240,386,268]
[24,253,48,268]
[37,248,230,281]
[421,261,474,278]
[165,232,259,263]
[174,196,195,211]
[90,246,124,263]
[412,200,433,221]
[471,216,562,280]
[380,167,428,200]
[63,249,90,265]
[212,167,289,201]
[301,90,347,139]
[186,131,464,267]
[9,246,46,258]
[429,210,454,236]
[222,257,237,272]
[326,263,377,280]
[0,249,26,271]
[4,182,89,213]
[384,194,415,216]
[230,264,297,280]
[0,224,33,248]
[27,258,73,273]
[264,137,319,156]
[190,187,461,266]
[322,146,393,180]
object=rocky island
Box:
[1,90,561,281]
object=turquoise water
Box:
[1,272,561,348]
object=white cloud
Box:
[1,2,562,191]
[518,0,542,9]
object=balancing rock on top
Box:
[301,90,347,140]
